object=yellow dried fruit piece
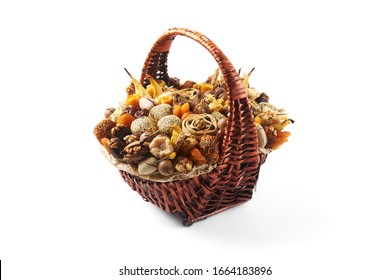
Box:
[209,102,223,112]
[254,116,262,124]
[272,120,292,132]
[170,125,182,145]
[193,83,213,93]
[126,94,141,107]
[146,74,163,98]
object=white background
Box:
[1,0,389,279]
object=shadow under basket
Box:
[118,28,268,226]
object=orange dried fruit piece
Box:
[189,148,206,165]
[173,104,182,117]
[265,129,291,150]
[180,102,190,115]
[117,113,135,127]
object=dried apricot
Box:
[158,95,173,105]
[193,83,213,93]
[181,111,192,120]
[173,104,182,117]
[117,113,135,127]
[189,148,206,165]
[126,94,140,107]
[180,102,190,115]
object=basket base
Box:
[119,153,267,226]
[182,201,247,226]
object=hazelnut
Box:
[104,107,115,119]
[217,117,227,129]
[158,159,175,176]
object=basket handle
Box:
[140,28,260,184]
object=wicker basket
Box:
[119,28,267,226]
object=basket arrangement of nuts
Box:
[94,68,292,182]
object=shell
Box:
[157,115,182,134]
[139,97,155,111]
[138,157,158,175]
[149,104,173,122]
[256,124,267,149]
[158,159,175,176]
[130,116,155,136]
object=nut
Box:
[174,156,193,173]
[139,97,155,111]
[138,157,158,175]
[158,159,175,176]
[104,107,115,119]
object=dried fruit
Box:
[182,80,196,88]
[117,113,135,127]
[94,119,116,142]
[158,95,173,105]
[193,83,213,93]
[181,111,192,120]
[126,94,141,107]
[189,148,206,165]
[180,102,190,116]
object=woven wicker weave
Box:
[120,28,267,226]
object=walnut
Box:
[121,141,151,163]
[105,137,125,158]
[174,156,193,173]
[123,134,139,144]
